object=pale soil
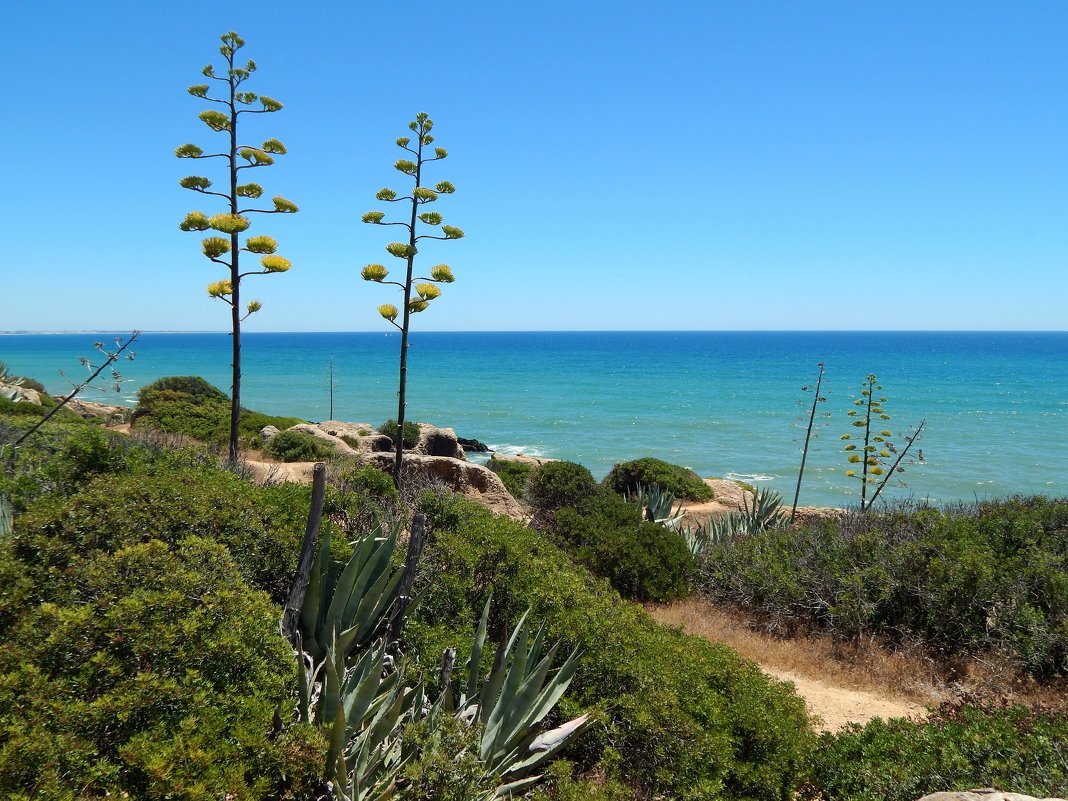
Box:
[648,597,936,732]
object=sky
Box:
[1,1,1065,332]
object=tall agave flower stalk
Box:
[361,112,463,488]
[177,31,298,463]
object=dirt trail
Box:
[647,600,932,732]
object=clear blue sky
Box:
[2,1,1065,332]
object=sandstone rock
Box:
[918,790,1066,801]
[413,423,465,459]
[260,425,280,442]
[64,398,131,422]
[287,423,360,456]
[367,452,524,519]
[489,452,556,468]
[314,421,393,453]
[0,382,42,405]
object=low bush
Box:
[806,700,1068,800]
[553,493,694,602]
[487,456,533,500]
[604,457,713,501]
[264,429,334,462]
[526,460,599,518]
[133,375,305,444]
[409,491,812,801]
[378,418,421,449]
[699,497,1068,677]
[0,537,322,800]
[11,465,325,604]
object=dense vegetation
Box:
[3,389,1068,800]
[133,376,306,447]
[699,498,1068,677]
[527,460,694,602]
[410,490,812,800]
[806,699,1068,800]
[604,456,714,501]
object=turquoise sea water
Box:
[2,331,1065,508]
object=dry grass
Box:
[646,596,1068,711]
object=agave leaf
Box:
[466,596,492,703]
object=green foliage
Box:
[133,375,305,444]
[487,457,533,500]
[396,715,498,801]
[409,492,813,801]
[0,537,321,800]
[265,429,334,462]
[699,497,1068,677]
[604,457,713,501]
[554,493,694,602]
[806,701,1068,801]
[525,461,599,518]
[378,418,421,450]
[11,465,319,603]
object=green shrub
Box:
[604,457,713,501]
[133,375,305,444]
[0,537,322,800]
[526,461,599,517]
[807,701,1068,801]
[487,456,533,499]
[11,466,323,603]
[378,418,420,449]
[409,492,812,801]
[396,715,498,801]
[264,429,334,462]
[700,497,1068,677]
[553,496,694,603]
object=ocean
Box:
[2,330,1065,508]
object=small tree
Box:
[361,112,463,487]
[841,373,925,511]
[176,31,298,463]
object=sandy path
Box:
[647,599,930,732]
[759,665,925,732]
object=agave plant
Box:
[298,635,423,801]
[299,522,416,666]
[447,598,590,797]
[625,481,686,529]
[680,487,787,557]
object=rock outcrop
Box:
[457,436,490,453]
[488,452,556,468]
[0,382,42,405]
[413,424,465,459]
[366,452,524,519]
